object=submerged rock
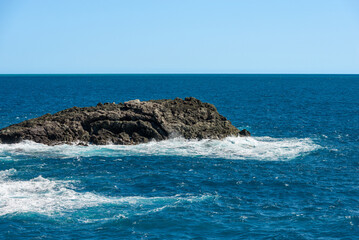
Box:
[0,97,250,145]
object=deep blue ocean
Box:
[0,74,358,239]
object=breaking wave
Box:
[0,136,320,161]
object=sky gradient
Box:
[0,0,359,74]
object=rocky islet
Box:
[0,97,250,145]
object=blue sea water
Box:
[0,74,358,239]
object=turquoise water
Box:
[0,74,358,239]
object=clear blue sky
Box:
[0,0,358,74]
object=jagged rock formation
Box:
[0,97,250,145]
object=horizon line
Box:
[0,73,359,75]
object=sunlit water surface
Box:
[0,75,358,239]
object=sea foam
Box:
[0,136,320,161]
[0,169,210,217]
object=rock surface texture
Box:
[0,97,250,145]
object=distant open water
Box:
[0,74,358,239]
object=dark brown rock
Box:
[0,97,250,145]
[239,129,251,137]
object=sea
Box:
[0,74,358,239]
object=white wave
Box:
[115,136,321,160]
[0,168,17,179]
[0,136,320,161]
[0,169,210,217]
